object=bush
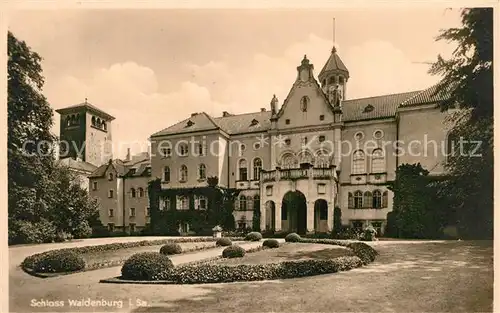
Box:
[222,245,246,258]
[346,242,378,264]
[29,250,85,273]
[54,231,73,242]
[245,232,263,241]
[362,225,377,241]
[160,243,183,255]
[9,219,57,245]
[262,239,280,249]
[285,233,301,242]
[216,237,232,247]
[73,221,93,239]
[332,227,362,240]
[121,252,174,280]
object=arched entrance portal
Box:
[314,199,328,232]
[282,191,307,235]
[265,201,276,231]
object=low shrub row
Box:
[22,237,243,274]
[244,232,263,241]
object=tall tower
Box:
[318,19,349,100]
[55,100,115,167]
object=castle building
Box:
[149,47,452,235]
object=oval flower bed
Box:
[102,237,377,284]
[22,237,244,277]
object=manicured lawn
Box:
[216,243,354,266]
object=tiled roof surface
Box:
[400,84,452,107]
[89,153,151,178]
[150,112,219,137]
[319,49,349,78]
[55,102,115,120]
[342,90,421,122]
[57,157,98,173]
[214,111,272,134]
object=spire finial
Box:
[332,17,337,53]
[85,97,88,104]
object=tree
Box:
[429,8,493,239]
[8,32,99,244]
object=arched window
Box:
[138,188,144,198]
[179,165,188,182]
[373,190,382,209]
[348,192,354,208]
[371,149,385,173]
[363,191,372,208]
[198,164,206,180]
[382,191,388,208]
[352,150,366,174]
[247,196,253,210]
[102,122,107,131]
[91,116,96,126]
[108,173,114,181]
[253,194,260,211]
[239,195,247,211]
[328,76,335,84]
[163,166,170,182]
[238,159,248,181]
[300,96,309,112]
[354,191,363,209]
[96,118,101,128]
[67,116,71,127]
[253,158,262,180]
[130,188,136,198]
[179,143,189,156]
[281,153,297,169]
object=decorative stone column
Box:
[275,201,282,231]
[327,201,334,232]
[306,201,314,233]
[260,201,266,231]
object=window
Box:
[130,188,136,198]
[285,119,290,124]
[129,223,136,233]
[138,188,144,198]
[108,190,114,198]
[179,144,188,156]
[238,159,248,181]
[178,196,188,210]
[302,136,308,145]
[198,164,206,180]
[146,207,150,216]
[328,76,335,84]
[91,116,96,127]
[319,135,326,142]
[239,195,247,211]
[179,222,189,233]
[354,132,364,141]
[354,191,363,209]
[197,143,204,156]
[281,154,297,169]
[107,223,115,232]
[161,197,171,211]
[285,139,291,146]
[237,221,246,229]
[266,185,273,196]
[253,142,261,150]
[373,190,382,209]
[319,206,328,220]
[319,115,325,121]
[363,191,372,208]
[179,165,188,182]
[352,150,366,174]
[130,208,136,217]
[253,194,260,211]
[240,144,246,152]
[317,183,326,194]
[162,148,172,157]
[300,96,309,112]
[282,205,288,220]
[363,104,374,113]
[108,209,114,217]
[373,130,384,139]
[108,173,114,181]
[371,221,383,235]
[92,181,98,191]
[348,192,354,208]
[163,166,170,182]
[198,196,207,210]
[253,158,262,180]
[351,220,364,232]
[371,149,385,173]
[382,191,388,208]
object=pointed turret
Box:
[319,46,349,100]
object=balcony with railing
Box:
[261,167,337,182]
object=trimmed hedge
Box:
[22,237,244,274]
[216,237,232,247]
[31,250,85,273]
[121,252,174,280]
[285,233,301,242]
[222,245,246,258]
[262,239,280,249]
[160,243,183,255]
[245,232,263,241]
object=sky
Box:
[8,8,463,159]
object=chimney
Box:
[260,108,266,112]
[222,111,231,117]
[191,112,198,117]
[125,148,131,161]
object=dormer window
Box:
[250,119,259,126]
[186,120,194,127]
[363,104,374,113]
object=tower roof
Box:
[55,101,115,121]
[318,47,349,80]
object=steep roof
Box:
[57,157,97,174]
[400,84,452,108]
[150,112,220,137]
[89,152,151,178]
[55,102,115,121]
[318,47,349,79]
[342,90,422,122]
[215,111,272,134]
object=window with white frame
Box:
[373,190,382,209]
[253,158,262,180]
[138,188,144,198]
[198,164,206,180]
[130,188,136,198]
[371,149,385,173]
[108,208,114,217]
[92,181,98,191]
[130,208,136,217]
[179,165,188,182]
[163,166,170,182]
[197,143,205,156]
[363,191,372,208]
[108,189,114,198]
[239,195,247,211]
[238,159,248,181]
[352,150,366,174]
[198,195,207,210]
[178,195,188,210]
[354,191,363,209]
[179,143,188,156]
